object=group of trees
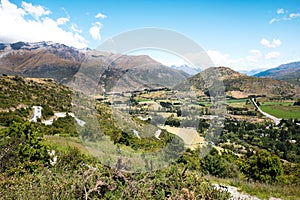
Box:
[240,150,283,183]
[227,106,256,116]
[177,146,285,184]
[220,119,300,162]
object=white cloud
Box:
[89,22,102,40]
[277,8,285,14]
[249,49,261,54]
[265,51,280,59]
[269,18,280,24]
[246,49,262,62]
[289,13,300,19]
[270,8,300,24]
[21,1,51,20]
[207,50,243,67]
[207,50,229,66]
[205,49,285,72]
[56,17,69,25]
[71,24,82,33]
[0,0,88,48]
[260,38,281,48]
[95,12,106,19]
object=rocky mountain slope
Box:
[254,61,300,86]
[71,51,190,94]
[0,42,189,93]
[0,42,85,83]
[185,67,299,98]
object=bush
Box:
[201,148,239,178]
[240,150,283,183]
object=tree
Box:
[163,136,185,162]
[241,150,283,183]
[201,148,239,178]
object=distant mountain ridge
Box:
[238,68,267,76]
[254,61,300,86]
[170,64,201,75]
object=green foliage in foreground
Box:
[0,122,50,173]
[1,122,300,199]
[0,146,230,200]
[0,122,225,199]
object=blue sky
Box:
[1,0,300,71]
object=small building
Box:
[29,106,42,122]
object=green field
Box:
[226,99,248,103]
[260,105,300,119]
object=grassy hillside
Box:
[0,75,72,111]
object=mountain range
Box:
[0,41,299,98]
[0,41,189,93]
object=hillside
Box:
[185,67,299,98]
[0,75,71,111]
[0,42,189,93]
[254,61,300,86]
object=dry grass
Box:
[160,125,204,150]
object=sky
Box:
[0,0,300,72]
